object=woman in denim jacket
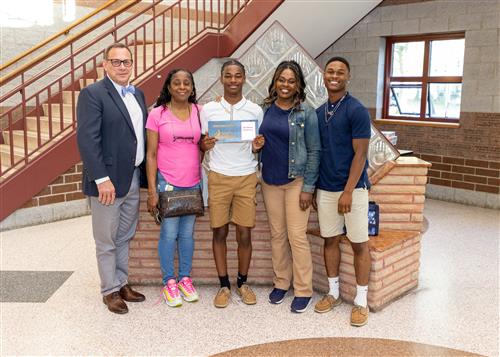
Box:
[258,60,320,313]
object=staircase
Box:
[0,0,284,221]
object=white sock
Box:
[354,284,368,307]
[327,276,339,299]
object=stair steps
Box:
[42,103,75,118]
[2,130,50,151]
[0,144,29,167]
[79,78,96,88]
[3,38,191,177]
[62,91,80,104]
[26,116,73,134]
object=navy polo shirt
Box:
[316,94,371,192]
[260,104,294,185]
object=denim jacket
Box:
[262,102,320,193]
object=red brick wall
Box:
[21,163,84,208]
[416,154,499,194]
[372,111,500,194]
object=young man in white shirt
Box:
[200,59,265,308]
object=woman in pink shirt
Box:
[146,69,202,307]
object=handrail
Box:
[0,0,251,179]
[0,0,140,86]
[0,0,117,73]
[0,0,285,221]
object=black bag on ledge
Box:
[342,201,380,237]
[368,201,379,236]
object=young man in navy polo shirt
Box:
[314,57,372,327]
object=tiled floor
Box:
[0,199,498,356]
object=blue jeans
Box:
[157,172,199,285]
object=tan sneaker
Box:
[213,287,231,308]
[314,294,342,313]
[350,305,369,327]
[237,284,257,305]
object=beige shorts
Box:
[316,188,369,243]
[208,171,257,228]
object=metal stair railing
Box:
[0,0,249,178]
[0,0,119,77]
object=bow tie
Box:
[121,85,135,97]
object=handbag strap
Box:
[194,103,207,186]
[194,103,201,136]
[194,103,205,160]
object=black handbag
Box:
[158,188,204,218]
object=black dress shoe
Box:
[103,292,128,314]
[119,284,146,302]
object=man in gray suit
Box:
[77,43,147,314]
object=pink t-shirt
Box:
[146,104,202,187]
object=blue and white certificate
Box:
[208,120,257,142]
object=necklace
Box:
[167,102,191,121]
[220,98,247,120]
[324,92,348,124]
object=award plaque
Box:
[208,120,258,142]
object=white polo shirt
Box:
[201,97,263,176]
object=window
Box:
[383,33,465,123]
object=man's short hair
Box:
[220,59,245,75]
[324,56,350,72]
[104,43,132,59]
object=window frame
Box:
[383,32,465,124]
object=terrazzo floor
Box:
[0,199,498,356]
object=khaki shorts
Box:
[316,188,369,243]
[208,171,258,228]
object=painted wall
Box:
[232,0,382,59]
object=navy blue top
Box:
[316,94,371,192]
[260,103,294,185]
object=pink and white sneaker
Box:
[177,277,199,302]
[162,279,182,307]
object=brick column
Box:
[130,156,431,312]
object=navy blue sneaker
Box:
[268,288,287,304]
[290,296,312,313]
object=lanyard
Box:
[324,92,348,124]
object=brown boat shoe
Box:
[314,294,342,313]
[350,305,369,327]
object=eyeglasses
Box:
[107,59,133,67]
[152,207,162,225]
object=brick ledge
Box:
[307,229,420,252]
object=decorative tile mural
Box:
[199,21,399,173]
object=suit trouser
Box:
[261,178,313,297]
[89,168,140,295]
